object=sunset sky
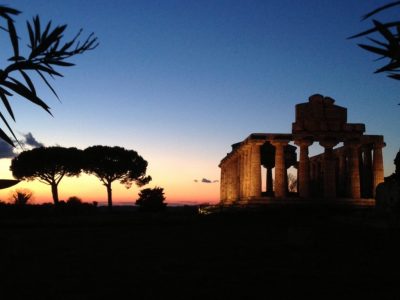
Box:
[0,0,399,205]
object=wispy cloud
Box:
[194,178,219,184]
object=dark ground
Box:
[0,204,399,299]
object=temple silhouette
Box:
[219,94,385,204]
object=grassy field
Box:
[0,204,399,299]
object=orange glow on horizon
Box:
[0,158,220,205]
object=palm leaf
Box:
[0,6,21,16]
[0,126,14,146]
[35,70,60,100]
[388,73,400,79]
[0,88,15,121]
[33,16,40,47]
[375,61,400,73]
[0,111,18,144]
[367,37,389,48]
[348,21,400,39]
[2,80,51,114]
[373,20,396,43]
[362,1,400,20]
[41,20,51,40]
[26,21,34,48]
[358,44,389,56]
[7,18,19,59]
[18,70,36,95]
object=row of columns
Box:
[220,143,263,203]
[298,139,385,199]
[221,138,385,203]
[220,140,290,202]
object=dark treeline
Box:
[8,145,167,211]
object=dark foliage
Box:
[10,188,33,205]
[0,5,98,145]
[83,146,151,209]
[136,187,166,212]
[395,149,400,179]
[66,196,83,205]
[350,1,400,81]
[10,146,83,204]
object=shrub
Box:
[9,189,33,206]
[136,187,166,212]
[67,196,83,205]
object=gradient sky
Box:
[0,0,399,205]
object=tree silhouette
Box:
[83,146,151,209]
[0,5,98,145]
[350,1,400,81]
[136,187,166,212]
[10,147,83,204]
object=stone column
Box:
[320,139,338,199]
[295,139,313,198]
[309,161,314,182]
[243,146,251,199]
[346,142,361,199]
[337,150,346,197]
[239,150,245,199]
[373,142,385,197]
[226,160,232,202]
[271,140,289,198]
[358,150,365,198]
[266,166,273,194]
[362,145,373,198]
[249,143,262,198]
[220,166,226,203]
[232,157,239,201]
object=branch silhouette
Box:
[349,1,400,81]
[0,5,98,146]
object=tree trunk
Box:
[106,183,113,210]
[51,183,59,205]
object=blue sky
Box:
[0,0,399,203]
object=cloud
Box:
[22,132,44,148]
[194,178,219,184]
[0,140,16,159]
[0,132,44,159]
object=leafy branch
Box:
[349,1,400,81]
[0,6,98,146]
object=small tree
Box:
[9,188,33,206]
[83,146,151,209]
[10,147,83,204]
[136,187,166,212]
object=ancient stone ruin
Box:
[219,94,385,204]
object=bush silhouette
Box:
[10,189,33,206]
[67,196,83,205]
[136,187,166,212]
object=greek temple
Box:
[219,94,385,204]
